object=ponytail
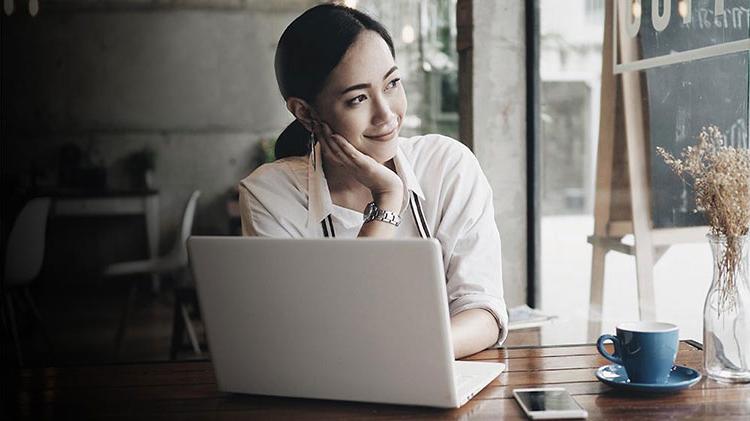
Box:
[274,120,312,160]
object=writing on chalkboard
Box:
[623,0,735,36]
[693,6,750,29]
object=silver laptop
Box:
[187,236,504,408]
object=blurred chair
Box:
[103,190,201,360]
[170,284,203,360]
[2,197,53,366]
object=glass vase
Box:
[703,234,750,383]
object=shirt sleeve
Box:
[239,182,295,238]
[435,146,508,347]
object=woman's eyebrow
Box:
[339,66,398,96]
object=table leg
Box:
[145,195,160,293]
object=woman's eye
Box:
[348,94,367,105]
[346,79,399,106]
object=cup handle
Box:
[596,334,624,365]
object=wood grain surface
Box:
[8,341,750,420]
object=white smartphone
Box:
[513,387,588,419]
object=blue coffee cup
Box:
[596,321,679,384]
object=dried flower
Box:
[657,126,750,312]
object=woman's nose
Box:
[371,96,396,126]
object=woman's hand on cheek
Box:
[315,121,403,205]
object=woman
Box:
[239,4,507,358]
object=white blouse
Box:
[239,134,508,346]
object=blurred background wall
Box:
[3,1,317,246]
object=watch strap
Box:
[363,201,401,227]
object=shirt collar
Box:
[392,143,426,201]
[305,138,426,228]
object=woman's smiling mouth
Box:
[363,121,399,141]
[364,128,396,141]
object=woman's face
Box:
[313,30,407,164]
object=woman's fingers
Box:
[317,131,340,166]
[314,121,402,195]
[319,122,351,165]
[329,134,357,160]
[319,122,361,162]
[318,122,384,180]
[327,132,379,173]
[323,136,347,166]
[317,131,333,162]
[315,122,346,167]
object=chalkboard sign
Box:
[637,0,749,228]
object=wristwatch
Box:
[363,201,401,227]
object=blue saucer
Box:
[595,364,702,393]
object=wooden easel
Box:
[587,0,708,340]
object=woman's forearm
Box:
[451,308,499,359]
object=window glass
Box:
[538,0,749,344]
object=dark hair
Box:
[273,4,395,159]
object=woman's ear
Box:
[286,98,318,132]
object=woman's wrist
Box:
[371,190,403,213]
[358,191,402,238]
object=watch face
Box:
[364,201,377,220]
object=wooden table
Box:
[9,341,750,420]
